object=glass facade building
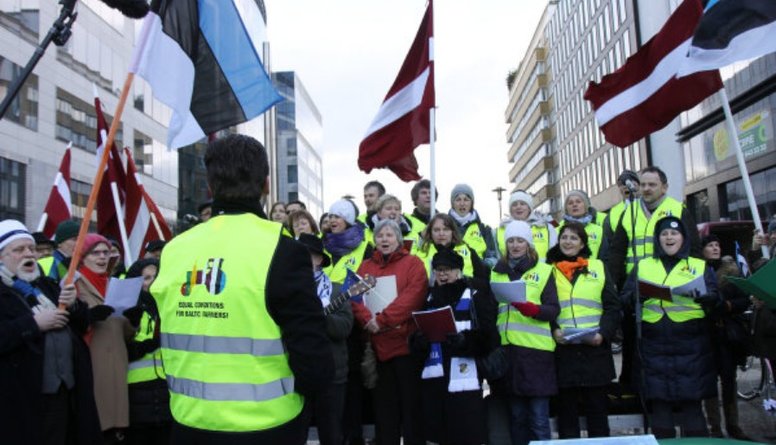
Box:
[272,71,324,218]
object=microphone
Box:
[184,214,200,223]
[624,179,639,193]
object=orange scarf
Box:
[555,257,589,282]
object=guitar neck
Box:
[324,289,352,316]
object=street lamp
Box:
[492,187,507,221]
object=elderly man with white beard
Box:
[0,219,102,445]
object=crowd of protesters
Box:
[3,134,776,445]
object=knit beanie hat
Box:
[32,232,55,247]
[509,190,533,211]
[55,220,80,244]
[432,247,464,270]
[329,199,356,226]
[655,216,687,239]
[82,233,110,257]
[0,219,34,252]
[503,220,534,248]
[565,189,591,209]
[450,184,474,207]
[701,234,720,248]
[617,170,640,186]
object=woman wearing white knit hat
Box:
[490,220,559,444]
[495,190,558,261]
[322,199,373,285]
[558,190,606,259]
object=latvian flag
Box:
[358,1,434,182]
[678,0,776,76]
[38,146,72,239]
[129,0,282,150]
[584,0,723,148]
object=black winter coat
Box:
[621,258,718,402]
[491,257,560,398]
[325,282,354,385]
[549,258,621,388]
[0,276,102,445]
[416,279,499,445]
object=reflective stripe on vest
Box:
[150,214,303,432]
[497,224,552,260]
[493,262,555,352]
[553,259,605,329]
[622,198,684,273]
[127,312,165,384]
[167,375,295,402]
[638,257,706,323]
[328,240,369,285]
[413,242,475,279]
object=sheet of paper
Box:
[672,275,707,298]
[364,275,398,315]
[412,306,457,343]
[103,276,143,316]
[530,434,659,445]
[490,280,527,304]
[562,327,600,344]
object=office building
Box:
[273,71,324,217]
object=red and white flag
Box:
[358,0,434,182]
[583,0,723,148]
[38,146,72,238]
[124,148,172,259]
[94,93,128,253]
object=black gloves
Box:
[139,337,160,354]
[88,304,114,323]
[123,305,144,327]
[694,294,723,315]
[409,331,430,356]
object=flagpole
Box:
[428,0,436,218]
[36,213,48,233]
[63,72,136,295]
[718,87,770,259]
[110,181,134,267]
[149,208,165,241]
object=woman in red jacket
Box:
[353,219,428,445]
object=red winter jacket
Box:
[353,248,428,362]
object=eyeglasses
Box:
[434,267,455,274]
[88,249,111,257]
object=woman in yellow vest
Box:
[448,184,498,267]
[322,199,373,285]
[558,190,606,259]
[124,258,171,444]
[546,222,620,439]
[413,213,490,284]
[620,216,720,439]
[491,220,559,445]
[364,194,419,250]
[495,191,558,261]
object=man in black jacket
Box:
[150,134,334,444]
[0,219,101,445]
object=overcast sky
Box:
[264,1,548,227]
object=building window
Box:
[723,166,776,221]
[0,57,38,131]
[287,165,298,184]
[134,130,153,176]
[56,88,122,152]
[0,157,26,221]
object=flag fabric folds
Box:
[129,0,282,149]
[583,0,723,148]
[358,1,434,182]
[678,0,776,76]
[124,148,172,259]
[94,95,128,249]
[40,147,73,239]
[735,241,751,278]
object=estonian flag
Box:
[678,0,776,76]
[129,0,282,149]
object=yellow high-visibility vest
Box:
[553,259,605,329]
[621,197,685,272]
[639,256,706,323]
[150,214,303,432]
[127,311,165,384]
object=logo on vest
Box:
[180,258,227,296]
[524,272,541,282]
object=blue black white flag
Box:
[343,269,364,303]
[129,0,282,149]
[735,241,751,277]
[678,0,776,76]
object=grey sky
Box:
[265,1,547,226]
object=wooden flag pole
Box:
[718,87,770,259]
[62,73,136,297]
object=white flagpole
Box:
[149,209,165,241]
[110,181,134,266]
[36,213,48,232]
[718,88,770,259]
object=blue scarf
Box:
[324,224,365,257]
[12,278,55,311]
[563,213,593,225]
